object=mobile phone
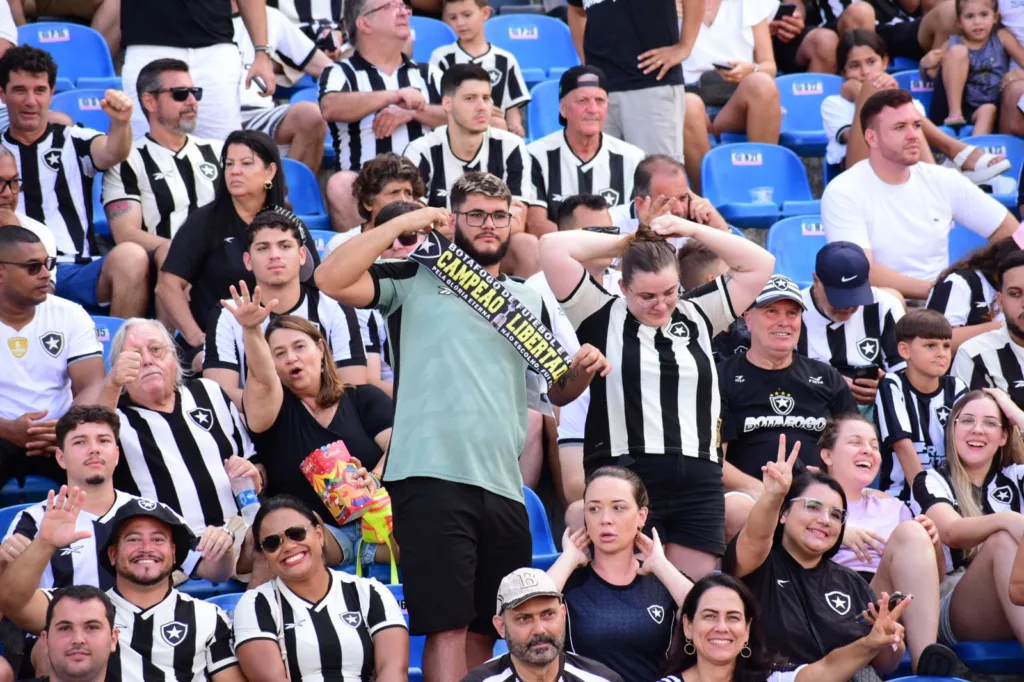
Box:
[856,592,907,623]
[853,365,877,381]
[253,76,268,95]
[774,3,798,20]
[712,62,734,71]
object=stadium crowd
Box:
[6,0,1024,681]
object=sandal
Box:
[944,115,967,127]
[916,643,965,677]
[946,144,1012,185]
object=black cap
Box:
[814,241,874,309]
[558,65,608,126]
[99,498,196,575]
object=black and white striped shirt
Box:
[465,653,624,682]
[402,125,533,207]
[527,131,644,222]
[102,135,222,239]
[272,0,343,40]
[357,308,394,383]
[42,586,238,681]
[233,569,406,681]
[427,43,530,112]
[204,285,365,380]
[875,371,967,501]
[561,273,736,466]
[5,123,103,260]
[953,326,1024,406]
[4,491,201,591]
[927,268,999,328]
[798,286,905,375]
[319,52,432,171]
[807,0,908,27]
[113,379,256,533]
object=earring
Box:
[683,638,695,655]
[740,644,752,659]
[264,180,273,190]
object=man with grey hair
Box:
[320,0,446,231]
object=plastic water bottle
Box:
[231,477,260,526]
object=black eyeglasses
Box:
[582,226,620,235]
[396,230,426,246]
[361,0,411,17]
[455,210,513,228]
[0,177,22,194]
[150,87,204,102]
[258,523,312,553]
[0,257,57,275]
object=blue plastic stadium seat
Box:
[960,134,1024,209]
[282,158,331,231]
[92,171,108,239]
[718,132,747,144]
[410,16,457,64]
[0,477,59,507]
[953,640,1024,674]
[288,88,336,168]
[524,486,559,569]
[887,678,967,682]
[729,225,744,238]
[308,229,335,259]
[275,74,316,101]
[765,215,825,289]
[893,70,934,115]
[485,15,579,86]
[206,592,243,623]
[887,56,920,73]
[776,73,844,157]
[701,143,817,229]
[948,222,987,264]
[91,315,126,369]
[17,23,116,87]
[51,89,112,134]
[526,79,559,143]
[77,76,122,90]
[0,502,33,534]
[886,651,913,678]
[178,579,246,600]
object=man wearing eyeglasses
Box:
[0,227,105,489]
[0,146,56,287]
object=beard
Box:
[506,630,564,667]
[1008,315,1024,344]
[118,560,174,587]
[84,475,106,486]
[454,225,511,267]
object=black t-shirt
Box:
[122,0,234,48]
[713,318,751,363]
[563,566,676,682]
[250,385,394,527]
[565,0,683,91]
[723,542,874,666]
[718,353,858,479]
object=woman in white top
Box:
[680,0,782,192]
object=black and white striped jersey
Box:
[927,268,999,328]
[357,308,394,383]
[319,52,432,171]
[806,0,909,27]
[465,652,624,682]
[204,285,365,380]
[102,135,222,239]
[427,43,530,112]
[233,569,406,681]
[953,325,1024,406]
[41,586,238,681]
[271,0,343,40]
[797,286,905,375]
[402,125,533,207]
[875,370,967,500]
[527,130,644,221]
[113,379,256,533]
[4,123,103,260]
[4,491,200,591]
[561,273,736,465]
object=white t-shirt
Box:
[0,1,15,46]
[682,0,779,84]
[822,160,1007,282]
[658,668,806,682]
[821,95,926,166]
[0,295,102,421]
[1000,0,1024,69]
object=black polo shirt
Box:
[123,0,234,48]
[723,542,875,666]
[565,0,683,91]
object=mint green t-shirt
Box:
[369,260,548,503]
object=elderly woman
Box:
[78,318,262,535]
[156,130,321,366]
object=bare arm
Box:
[1010,535,1024,605]
[864,249,933,300]
[237,315,285,435]
[304,50,335,80]
[679,0,704,55]
[891,440,923,491]
[568,5,587,63]
[373,628,410,682]
[320,90,401,123]
[89,93,134,171]
[750,21,778,77]
[951,320,1003,352]
[236,641,289,682]
[413,105,446,129]
[527,205,559,237]
[68,357,107,397]
[722,459,764,495]
[156,271,206,348]
[211,666,248,682]
[8,0,25,25]
[538,230,626,301]
[107,200,169,252]
[990,213,1018,242]
[999,28,1024,74]
[365,355,394,398]
[926,503,1024,548]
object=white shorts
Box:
[557,388,589,446]
[122,43,242,141]
[241,104,291,138]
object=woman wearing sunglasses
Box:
[725,436,906,678]
[234,495,409,681]
[912,388,1024,650]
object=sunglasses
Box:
[397,230,426,247]
[150,87,204,102]
[0,256,57,275]
[258,523,312,553]
[582,226,620,235]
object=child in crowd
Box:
[875,310,968,508]
[429,0,531,136]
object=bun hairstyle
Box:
[620,223,678,286]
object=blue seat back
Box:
[308,229,336,259]
[282,158,327,217]
[91,315,125,369]
[51,89,111,134]
[289,88,318,105]
[953,640,1024,674]
[948,222,987,264]
[17,23,115,84]
[206,593,243,623]
[410,17,456,64]
[776,73,843,133]
[887,677,967,682]
[485,15,579,81]
[701,143,813,206]
[523,486,556,555]
[526,80,560,142]
[765,216,826,289]
[960,134,1024,186]
[893,70,935,114]
[0,503,32,535]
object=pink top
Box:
[832,494,913,574]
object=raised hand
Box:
[573,344,612,378]
[37,486,91,550]
[762,435,801,498]
[635,528,667,575]
[108,349,142,389]
[649,214,699,239]
[561,527,592,569]
[221,281,279,330]
[863,592,911,652]
[100,89,134,122]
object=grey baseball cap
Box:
[495,568,563,615]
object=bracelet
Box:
[753,63,760,73]
[253,45,272,55]
[369,472,382,489]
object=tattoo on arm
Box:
[107,200,136,222]
[557,367,580,390]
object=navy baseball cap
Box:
[815,241,873,309]
[558,65,608,126]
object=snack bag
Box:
[300,440,374,524]
[357,487,399,584]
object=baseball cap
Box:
[99,498,197,575]
[558,65,608,126]
[815,241,873,309]
[495,568,563,615]
[752,274,806,310]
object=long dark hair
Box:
[214,129,289,212]
[663,574,791,682]
[935,237,1017,289]
[773,471,848,562]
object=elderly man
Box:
[615,154,728,237]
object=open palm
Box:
[221,281,278,330]
[38,486,91,549]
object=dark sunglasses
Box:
[0,256,57,275]
[396,230,426,246]
[150,86,204,102]
[582,226,620,235]
[258,523,312,553]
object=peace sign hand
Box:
[863,592,911,652]
[762,435,801,499]
[221,281,279,330]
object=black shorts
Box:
[877,19,924,61]
[0,439,66,488]
[772,28,815,75]
[587,455,726,556]
[389,477,532,637]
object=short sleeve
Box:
[319,63,354,97]
[369,260,419,316]
[501,58,531,110]
[357,308,382,353]
[402,136,432,186]
[927,273,973,326]
[68,126,103,175]
[506,138,535,205]
[913,469,958,513]
[362,578,408,635]
[353,384,395,438]
[560,271,617,330]
[162,209,215,282]
[821,95,852,146]
[67,303,103,364]
[269,8,318,77]
[233,589,281,646]
[947,171,1008,239]
[229,395,257,461]
[205,605,239,673]
[876,373,913,445]
[328,302,368,367]
[952,345,988,390]
[528,150,549,209]
[5,507,37,541]
[683,275,738,336]
[822,180,871,251]
[0,0,16,44]
[879,293,905,371]
[202,307,241,372]
[101,151,142,206]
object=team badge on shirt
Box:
[8,336,28,359]
[341,612,363,628]
[666,321,690,341]
[855,337,880,363]
[198,162,219,182]
[824,591,851,615]
[42,149,62,172]
[488,68,502,85]
[769,391,795,416]
[187,407,214,431]
[39,331,64,358]
[161,621,189,646]
[647,605,665,624]
[993,485,1014,504]
[598,188,620,206]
